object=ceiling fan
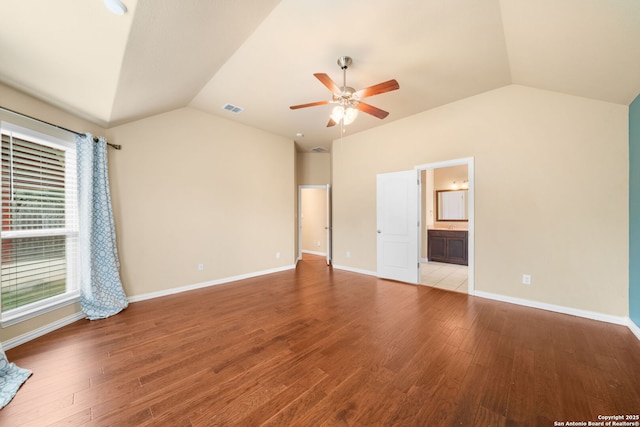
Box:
[289,56,399,127]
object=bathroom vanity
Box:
[427,229,468,265]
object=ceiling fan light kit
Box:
[290,56,399,127]
[330,105,358,125]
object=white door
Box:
[376,170,420,284]
[326,184,332,265]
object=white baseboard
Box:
[301,250,327,256]
[2,265,296,350]
[628,318,640,341]
[2,312,85,351]
[5,266,638,350]
[332,264,377,277]
[128,264,296,303]
[473,290,630,326]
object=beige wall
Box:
[1,99,296,344]
[0,83,106,343]
[107,107,295,298]
[0,84,106,138]
[434,165,468,190]
[297,152,331,185]
[0,81,630,343]
[332,84,629,317]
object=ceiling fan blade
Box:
[355,79,400,99]
[326,118,337,127]
[357,102,390,119]
[314,73,341,94]
[289,100,330,110]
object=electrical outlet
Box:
[198,263,204,271]
[317,241,321,247]
[275,252,281,259]
[522,274,531,285]
[346,251,351,258]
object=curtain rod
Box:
[0,106,122,150]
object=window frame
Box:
[0,122,80,327]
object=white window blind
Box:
[0,123,78,316]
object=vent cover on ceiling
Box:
[222,103,244,114]
[311,147,327,153]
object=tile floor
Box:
[420,261,468,293]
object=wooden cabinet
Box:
[427,229,468,265]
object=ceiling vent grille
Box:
[311,147,328,153]
[222,103,244,114]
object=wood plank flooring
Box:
[2,254,640,426]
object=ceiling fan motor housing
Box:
[333,87,358,105]
[337,56,352,69]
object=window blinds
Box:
[0,125,78,312]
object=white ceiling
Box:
[1,0,639,152]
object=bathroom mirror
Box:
[436,190,468,221]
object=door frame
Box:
[415,157,474,294]
[297,184,332,264]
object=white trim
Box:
[1,121,80,327]
[128,264,296,303]
[302,250,327,256]
[628,319,640,341]
[1,121,75,150]
[1,291,80,327]
[473,290,629,325]
[415,157,474,295]
[3,268,638,350]
[326,184,332,265]
[332,264,377,277]
[1,228,78,239]
[1,311,85,350]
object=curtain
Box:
[0,343,31,408]
[77,134,128,319]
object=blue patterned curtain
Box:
[77,134,128,319]
[0,343,31,408]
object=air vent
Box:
[222,103,244,114]
[311,147,327,153]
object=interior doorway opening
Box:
[416,158,474,294]
[298,185,332,265]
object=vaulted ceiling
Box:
[1,0,639,151]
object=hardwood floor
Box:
[3,254,640,426]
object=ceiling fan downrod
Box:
[335,56,357,104]
[337,56,352,89]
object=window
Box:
[1,123,79,325]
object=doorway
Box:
[417,158,474,294]
[298,185,331,265]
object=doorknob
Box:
[377,230,382,234]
